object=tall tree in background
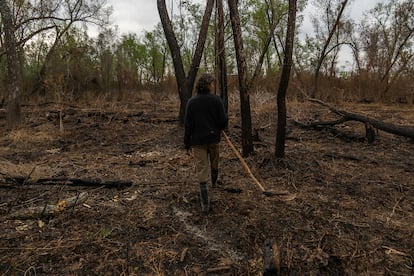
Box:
[245,0,285,78]
[228,0,254,156]
[265,0,289,69]
[246,3,280,89]
[96,29,115,94]
[143,30,167,84]
[310,0,350,98]
[0,1,22,129]
[275,0,297,158]
[29,0,110,96]
[157,0,215,124]
[361,0,414,99]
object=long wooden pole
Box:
[222,131,266,192]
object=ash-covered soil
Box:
[0,93,413,275]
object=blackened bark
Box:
[228,0,253,156]
[187,0,215,94]
[215,0,228,114]
[308,98,414,140]
[0,1,22,129]
[275,0,297,158]
[157,0,215,124]
[157,0,187,122]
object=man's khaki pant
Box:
[192,143,220,183]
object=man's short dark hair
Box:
[196,73,215,94]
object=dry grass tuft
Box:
[0,160,51,180]
[6,127,60,144]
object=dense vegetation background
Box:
[0,0,413,107]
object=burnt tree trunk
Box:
[0,1,22,129]
[157,0,215,124]
[275,0,297,158]
[157,0,187,123]
[215,0,228,114]
[228,0,253,156]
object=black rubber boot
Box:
[211,169,218,188]
[199,182,209,214]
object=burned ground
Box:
[0,93,413,275]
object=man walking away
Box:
[184,73,228,214]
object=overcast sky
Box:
[107,1,158,35]
[107,0,386,36]
[105,0,386,69]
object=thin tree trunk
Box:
[0,1,22,129]
[379,28,414,99]
[157,0,189,123]
[228,0,253,156]
[275,0,297,158]
[247,19,278,90]
[264,0,282,66]
[311,0,348,98]
[215,0,228,114]
[186,0,215,98]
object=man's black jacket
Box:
[184,93,228,148]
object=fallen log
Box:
[8,192,88,220]
[4,176,132,189]
[293,119,366,142]
[308,98,414,140]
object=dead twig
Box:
[382,246,410,257]
[386,196,404,223]
[180,247,188,262]
[207,266,232,273]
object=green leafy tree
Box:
[143,30,167,84]
[96,27,117,94]
[117,33,148,87]
[23,0,112,96]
